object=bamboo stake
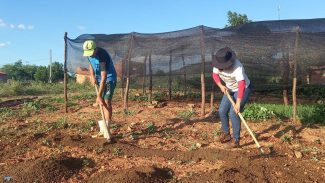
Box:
[168,51,172,100]
[142,54,148,95]
[148,52,153,103]
[64,32,68,113]
[182,54,187,96]
[292,27,300,124]
[199,26,206,116]
[123,33,134,112]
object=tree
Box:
[225,11,252,27]
[1,60,28,80]
[34,66,49,82]
[50,62,64,82]
[24,65,38,80]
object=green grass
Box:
[0,108,15,122]
[177,110,195,120]
[0,80,94,97]
[242,103,325,124]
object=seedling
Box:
[112,148,123,156]
[212,127,222,137]
[177,110,195,120]
[82,158,94,167]
[189,143,198,151]
[281,134,293,143]
[95,147,104,154]
[42,139,52,147]
[146,123,156,134]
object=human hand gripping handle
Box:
[225,90,264,154]
[95,85,111,140]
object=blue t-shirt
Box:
[88,47,117,83]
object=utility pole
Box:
[48,49,52,83]
[277,5,280,20]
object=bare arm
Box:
[89,64,96,85]
[98,68,107,97]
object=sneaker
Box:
[219,132,231,143]
[224,140,240,149]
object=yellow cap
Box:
[83,40,96,57]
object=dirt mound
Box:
[180,155,324,183]
[1,156,84,183]
[87,166,173,183]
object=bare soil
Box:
[0,95,324,183]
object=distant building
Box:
[309,65,325,85]
[75,67,90,84]
[0,72,7,82]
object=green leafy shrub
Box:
[177,110,195,120]
[242,103,276,121]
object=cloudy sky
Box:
[0,0,324,66]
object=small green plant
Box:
[146,122,156,134]
[123,110,137,116]
[311,156,319,162]
[82,158,94,167]
[200,132,208,140]
[212,127,222,137]
[51,97,65,103]
[112,148,123,156]
[281,134,293,143]
[130,132,139,140]
[95,147,104,154]
[81,120,96,132]
[71,93,96,101]
[45,105,58,112]
[129,94,148,102]
[42,139,52,147]
[189,143,198,151]
[0,108,15,121]
[48,117,73,130]
[110,123,120,130]
[21,100,42,117]
[177,110,195,120]
[314,139,321,145]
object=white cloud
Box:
[77,25,86,31]
[0,41,11,48]
[0,19,6,27]
[18,24,26,29]
[0,18,34,30]
[27,25,34,30]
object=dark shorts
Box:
[102,81,116,100]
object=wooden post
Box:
[142,54,148,95]
[282,47,290,106]
[199,26,206,116]
[121,58,125,99]
[123,33,134,112]
[148,52,153,102]
[292,28,300,124]
[168,51,172,100]
[182,54,187,96]
[210,53,214,112]
[64,32,68,113]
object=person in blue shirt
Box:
[83,40,117,140]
